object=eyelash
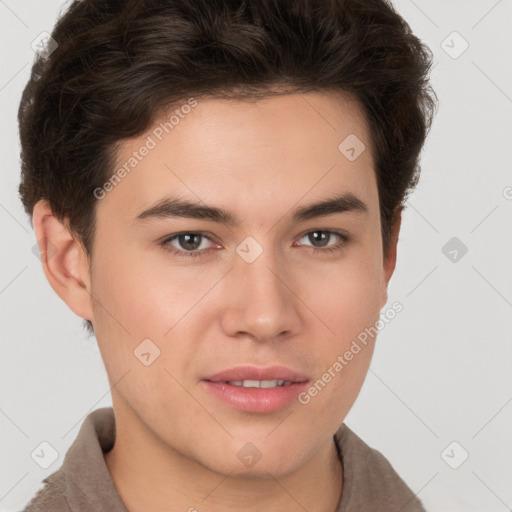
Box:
[160,230,349,259]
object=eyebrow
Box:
[133,192,368,227]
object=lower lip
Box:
[201,381,309,413]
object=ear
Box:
[32,199,94,323]
[380,208,402,308]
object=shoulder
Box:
[335,424,427,512]
[21,471,70,512]
[21,407,122,512]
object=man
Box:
[18,0,436,510]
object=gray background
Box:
[1,1,511,510]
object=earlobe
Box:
[32,199,94,323]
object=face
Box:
[82,92,395,476]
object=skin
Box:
[32,91,400,512]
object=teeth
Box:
[228,379,290,388]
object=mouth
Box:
[226,379,292,388]
[201,365,310,413]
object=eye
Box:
[160,229,349,259]
[161,232,218,258]
[296,230,349,254]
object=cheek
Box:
[307,249,383,339]
[300,250,383,398]
[89,244,227,384]
[90,243,205,335]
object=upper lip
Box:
[204,365,310,383]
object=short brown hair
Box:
[18,0,437,336]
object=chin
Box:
[197,443,306,480]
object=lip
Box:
[202,365,310,413]
[204,365,310,383]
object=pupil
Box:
[178,233,330,251]
[310,231,329,247]
[180,234,201,250]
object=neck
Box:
[104,406,343,512]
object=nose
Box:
[220,245,303,343]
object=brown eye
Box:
[161,232,216,258]
[297,230,348,254]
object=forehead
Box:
[97,91,377,225]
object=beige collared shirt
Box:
[22,407,426,511]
